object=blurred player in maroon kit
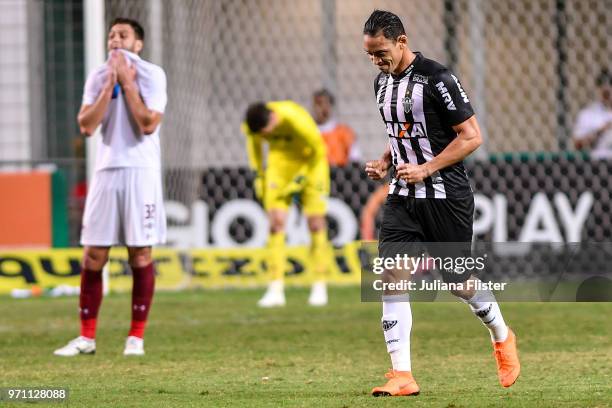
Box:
[54,18,167,357]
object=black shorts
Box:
[378,194,475,283]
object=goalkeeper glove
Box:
[281,174,307,199]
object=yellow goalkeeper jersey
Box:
[242,101,327,174]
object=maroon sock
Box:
[79,268,103,339]
[129,263,156,338]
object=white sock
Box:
[268,279,284,292]
[465,282,508,342]
[382,295,412,372]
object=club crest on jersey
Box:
[402,91,413,114]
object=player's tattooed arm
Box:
[115,52,163,135]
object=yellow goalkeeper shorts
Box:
[264,160,330,216]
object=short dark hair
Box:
[110,17,145,41]
[363,10,406,41]
[245,102,271,133]
[596,69,611,86]
[313,89,335,106]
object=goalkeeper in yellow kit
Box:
[242,101,331,307]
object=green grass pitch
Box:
[1,287,610,407]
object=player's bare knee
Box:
[307,215,326,232]
[382,268,411,296]
[128,247,153,268]
[269,222,284,234]
[451,287,474,300]
[383,268,402,283]
[450,278,476,300]
[83,247,110,270]
[268,210,287,233]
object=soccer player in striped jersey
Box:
[242,101,332,307]
[362,10,520,396]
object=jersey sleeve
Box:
[242,122,264,174]
[139,66,168,114]
[430,69,474,126]
[82,67,106,106]
[374,72,386,100]
[290,105,327,162]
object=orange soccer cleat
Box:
[371,370,420,397]
[493,327,521,387]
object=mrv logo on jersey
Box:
[451,74,470,103]
[435,81,456,110]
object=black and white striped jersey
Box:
[374,52,474,199]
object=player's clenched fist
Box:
[396,163,432,184]
[365,160,389,180]
[114,51,137,87]
[281,174,306,198]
